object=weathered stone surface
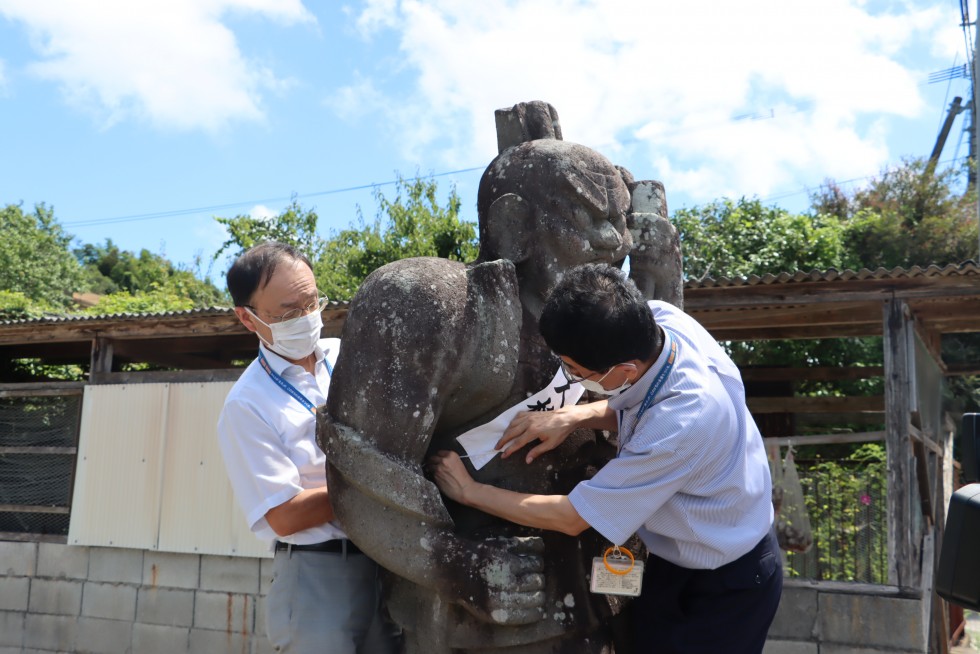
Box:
[320,101,680,653]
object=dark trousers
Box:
[632,530,783,653]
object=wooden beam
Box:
[740,366,884,382]
[0,307,349,345]
[762,431,885,447]
[0,383,84,397]
[0,532,67,544]
[883,297,914,587]
[912,439,935,526]
[703,323,883,341]
[0,504,70,514]
[0,447,76,455]
[110,339,228,370]
[89,369,244,385]
[944,363,980,377]
[747,395,884,414]
[909,424,944,457]
[693,302,881,330]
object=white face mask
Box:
[578,364,636,396]
[246,307,322,361]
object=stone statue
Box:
[318,101,682,653]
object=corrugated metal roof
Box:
[4,262,978,327]
[0,301,350,327]
[685,260,980,289]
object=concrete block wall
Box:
[763,579,928,654]
[1,541,934,654]
[0,540,274,654]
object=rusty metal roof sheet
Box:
[685,260,980,289]
[0,301,351,327]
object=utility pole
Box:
[929,96,964,177]
[975,0,979,259]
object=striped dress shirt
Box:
[568,301,773,569]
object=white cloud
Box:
[0,59,7,95]
[249,204,277,220]
[339,0,956,204]
[0,0,314,131]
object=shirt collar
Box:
[607,329,672,412]
[258,341,325,375]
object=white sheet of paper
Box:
[456,367,585,470]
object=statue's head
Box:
[475,140,633,272]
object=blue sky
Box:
[0,0,973,282]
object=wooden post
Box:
[883,298,914,587]
[89,336,114,382]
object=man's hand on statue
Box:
[429,450,478,505]
[497,406,583,464]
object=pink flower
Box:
[860,494,871,506]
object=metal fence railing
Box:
[780,454,889,584]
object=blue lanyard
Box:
[635,329,678,422]
[257,349,325,415]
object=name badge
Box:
[590,547,644,597]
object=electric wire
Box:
[62,166,485,228]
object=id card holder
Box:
[590,546,644,597]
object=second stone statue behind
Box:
[318,101,682,653]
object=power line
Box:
[62,166,485,228]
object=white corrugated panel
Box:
[158,382,268,558]
[69,382,270,558]
[69,384,169,549]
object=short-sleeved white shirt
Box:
[217,338,347,547]
[568,301,773,569]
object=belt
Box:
[274,539,362,555]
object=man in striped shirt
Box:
[430,262,781,653]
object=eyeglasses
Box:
[560,359,611,384]
[246,295,329,324]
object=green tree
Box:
[811,158,977,269]
[213,199,323,262]
[82,288,195,315]
[0,203,82,310]
[671,197,846,281]
[75,239,225,308]
[0,290,51,320]
[212,176,478,302]
[316,176,477,300]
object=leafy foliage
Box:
[786,444,888,583]
[0,291,54,321]
[81,289,195,315]
[213,199,323,262]
[671,197,846,281]
[315,176,477,300]
[0,204,83,309]
[212,176,478,302]
[812,158,978,269]
[76,239,225,308]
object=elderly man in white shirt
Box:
[430,262,781,654]
[217,241,396,654]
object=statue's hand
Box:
[464,536,546,625]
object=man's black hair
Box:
[226,241,313,307]
[540,263,660,371]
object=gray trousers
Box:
[266,547,398,654]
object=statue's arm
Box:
[322,417,544,624]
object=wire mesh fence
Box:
[0,392,82,537]
[782,455,889,584]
